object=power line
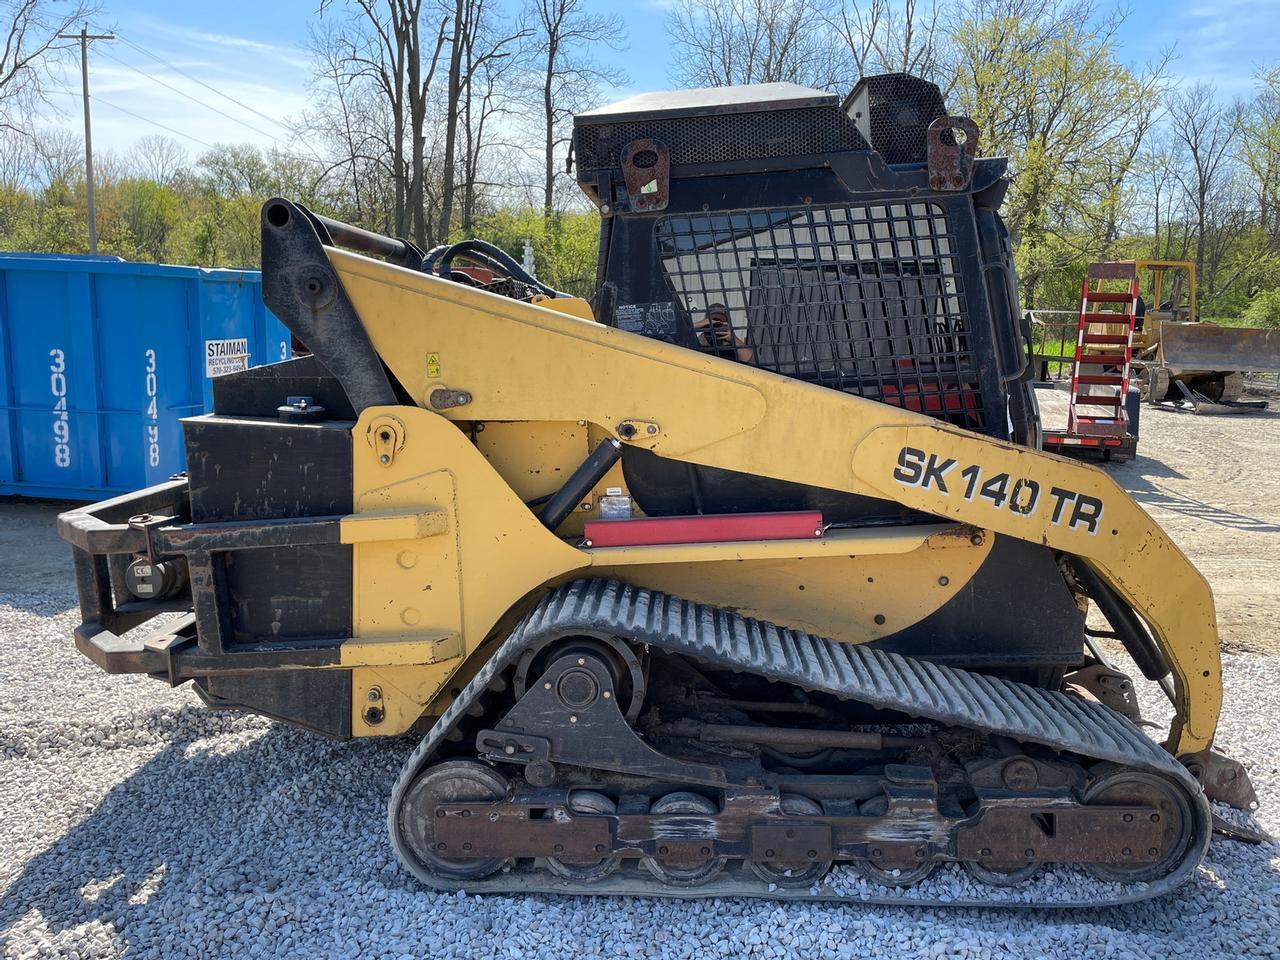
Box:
[114,32,322,155]
[49,88,215,150]
[97,46,287,145]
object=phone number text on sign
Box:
[892,446,1105,535]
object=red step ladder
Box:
[1067,277,1138,440]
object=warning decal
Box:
[426,352,442,379]
[205,338,250,377]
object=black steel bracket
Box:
[260,198,398,414]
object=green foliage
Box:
[1242,289,1280,328]
[471,208,600,298]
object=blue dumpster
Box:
[0,254,291,499]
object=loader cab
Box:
[572,73,1037,522]
[1141,260,1197,324]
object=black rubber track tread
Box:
[388,579,1212,907]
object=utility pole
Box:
[58,25,115,254]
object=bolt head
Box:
[379,454,390,465]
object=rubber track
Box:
[388,579,1212,907]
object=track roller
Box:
[964,859,1042,886]
[544,791,621,882]
[641,792,728,887]
[748,794,832,887]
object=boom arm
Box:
[324,247,1219,762]
[257,199,1219,763]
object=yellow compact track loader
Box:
[58,74,1256,906]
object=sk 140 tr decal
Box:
[893,446,1105,535]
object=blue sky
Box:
[37,0,1280,157]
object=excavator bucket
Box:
[1158,323,1280,374]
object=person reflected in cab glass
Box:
[693,302,754,363]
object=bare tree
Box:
[32,124,81,184]
[458,1,529,232]
[666,0,846,90]
[438,0,528,238]
[0,0,99,134]
[528,0,625,216]
[1167,83,1243,298]
[827,0,944,87]
[317,0,447,244]
[131,134,187,185]
[304,19,399,229]
[0,126,34,187]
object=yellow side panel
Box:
[474,420,589,502]
[595,530,991,645]
[345,405,587,736]
[531,294,595,320]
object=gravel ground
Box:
[2,406,1279,959]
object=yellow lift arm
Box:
[331,249,1220,762]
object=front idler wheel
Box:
[748,794,832,888]
[397,760,511,881]
[544,790,620,882]
[641,792,727,887]
[1081,766,1195,883]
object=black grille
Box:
[575,105,868,175]
[655,202,984,430]
[852,73,946,166]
